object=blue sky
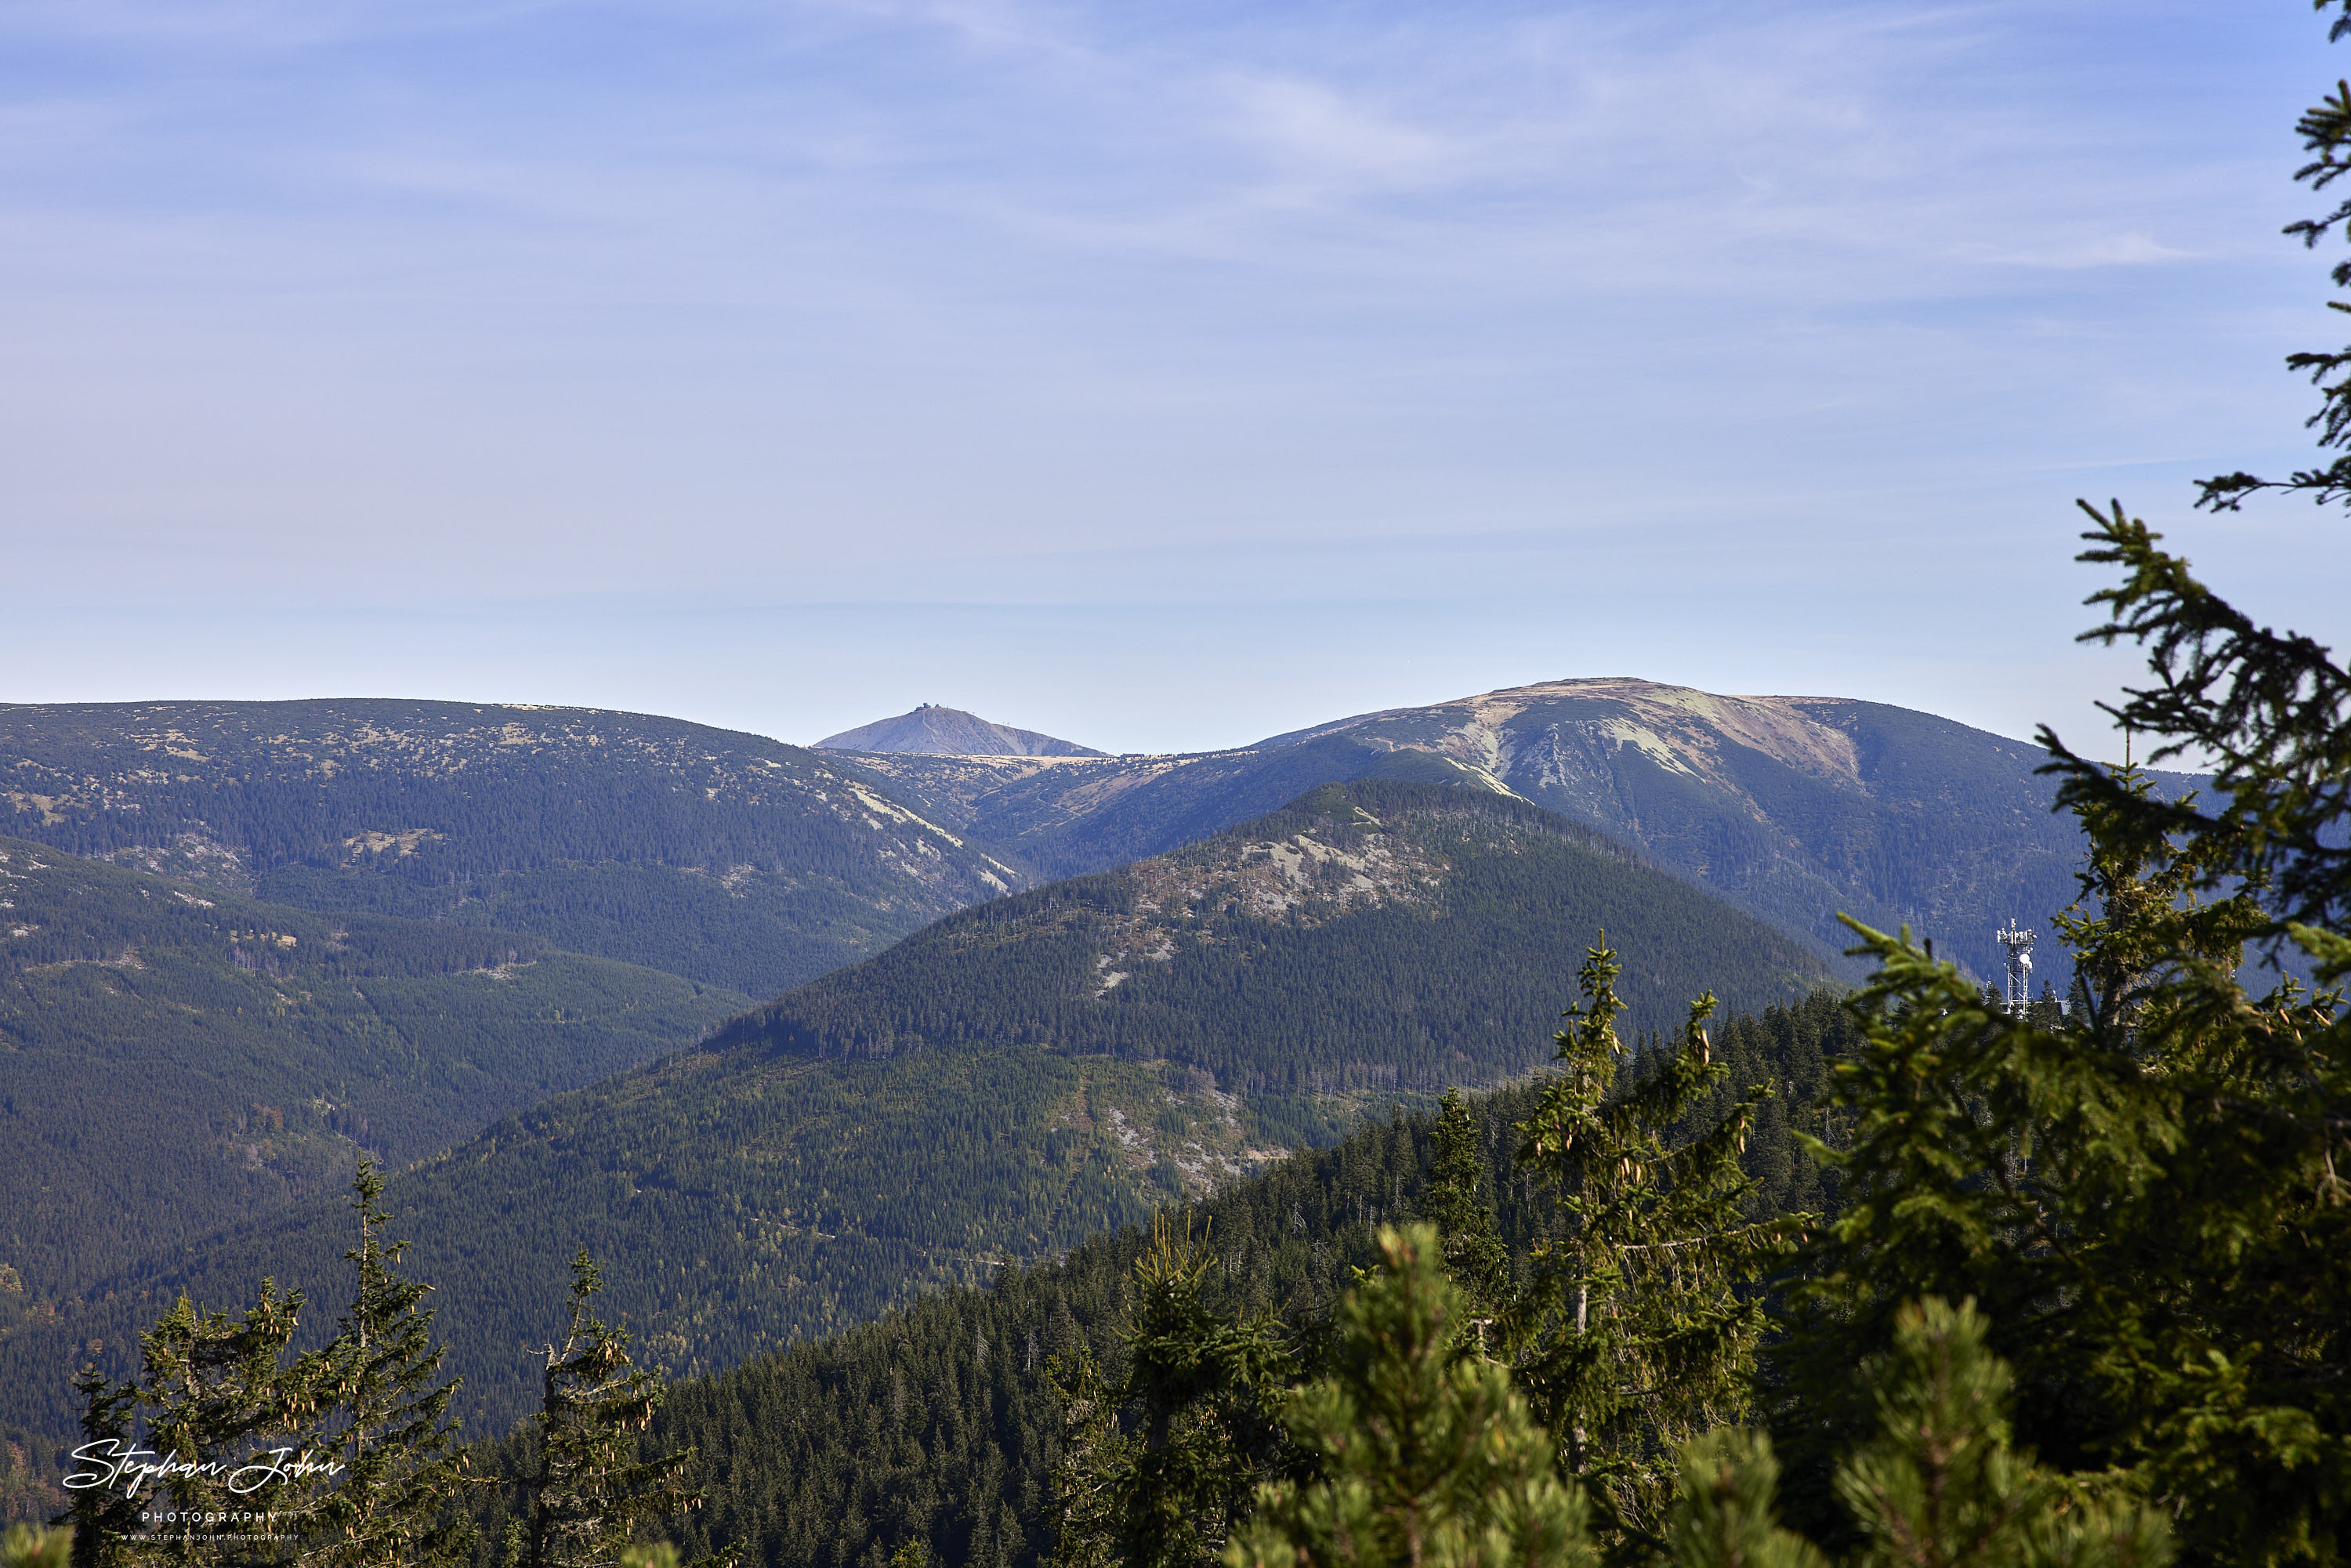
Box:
[4,0,2345,755]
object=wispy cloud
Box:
[0,0,2338,750]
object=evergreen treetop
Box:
[291,1160,475,1567]
[1511,940,1811,1551]
[511,1251,719,1568]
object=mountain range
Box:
[2,680,2121,995]
[836,677,2123,983]
[0,700,1023,999]
[0,779,1824,1438]
[0,672,2126,1467]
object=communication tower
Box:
[1994,918,2037,1016]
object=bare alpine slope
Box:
[815,704,1106,758]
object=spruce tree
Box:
[1755,502,2346,1568]
[1046,1345,1135,1568]
[131,1281,311,1567]
[511,1251,719,1568]
[1047,1217,1295,1568]
[63,1364,142,1568]
[1225,1223,1592,1568]
[291,1160,475,1567]
[1769,488,2350,1566]
[1512,938,1809,1552]
[1418,1091,1512,1342]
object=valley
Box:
[0,837,747,1324]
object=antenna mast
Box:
[1994,918,2037,1016]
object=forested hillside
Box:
[0,838,746,1316]
[0,781,1824,1444]
[0,700,1025,998]
[712,780,1828,1141]
[514,992,1859,1568]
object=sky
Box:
[4,0,2346,756]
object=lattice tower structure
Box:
[1994,919,2037,1016]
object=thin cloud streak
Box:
[0,0,2341,755]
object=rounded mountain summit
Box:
[814,703,1107,758]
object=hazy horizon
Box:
[7,0,2347,758]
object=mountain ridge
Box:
[0,698,1027,998]
[833,675,2172,983]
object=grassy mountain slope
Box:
[0,700,1025,998]
[0,838,748,1317]
[0,781,1824,1442]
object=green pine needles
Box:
[1671,1300,2172,1568]
[1227,1223,1592,1568]
[506,1251,723,1568]
[1509,947,1809,1552]
[60,1176,716,1568]
[1419,1092,1512,1340]
[292,1163,475,1567]
[1049,1219,1295,1568]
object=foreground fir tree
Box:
[1770,119,2351,1549]
[1769,523,2350,1562]
[125,1281,310,1568]
[290,1161,474,1567]
[60,1164,492,1566]
[1048,1219,1295,1568]
[1510,943,1809,1553]
[1674,1300,2169,1568]
[1225,1224,1590,1568]
[506,1251,723,1568]
[63,1365,143,1568]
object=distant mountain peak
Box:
[814,705,1106,758]
[1258,676,1869,795]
